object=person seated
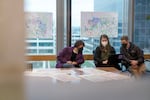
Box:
[120,36,146,78]
[56,40,85,68]
[94,34,121,70]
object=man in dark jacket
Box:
[120,36,146,77]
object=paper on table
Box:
[24,68,130,82]
[24,69,72,77]
[24,71,51,77]
[79,70,130,82]
[24,69,60,77]
[100,72,130,80]
[51,73,81,82]
[77,68,106,75]
[24,68,78,78]
[80,74,112,82]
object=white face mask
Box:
[101,41,108,47]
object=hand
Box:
[130,60,138,66]
[72,61,78,65]
[102,60,108,64]
[67,61,72,64]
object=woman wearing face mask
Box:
[94,34,121,70]
[56,40,85,68]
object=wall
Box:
[0,0,25,100]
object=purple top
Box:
[56,47,84,68]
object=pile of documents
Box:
[24,68,130,82]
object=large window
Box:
[24,0,56,55]
[134,0,150,54]
[72,0,128,54]
[24,0,129,56]
[24,0,150,69]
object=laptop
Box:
[108,54,123,64]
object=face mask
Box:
[122,43,127,48]
[78,47,83,53]
[101,41,108,47]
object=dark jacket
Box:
[56,47,84,68]
[94,46,116,66]
[120,42,144,67]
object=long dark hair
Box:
[74,40,85,47]
[100,34,111,52]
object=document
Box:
[77,68,106,75]
[24,68,130,82]
[80,74,112,82]
[51,73,81,82]
[100,72,130,80]
[24,71,51,77]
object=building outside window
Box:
[24,0,56,55]
[25,0,129,68]
[134,0,150,54]
[72,0,128,54]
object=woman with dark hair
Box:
[56,40,85,68]
[94,34,121,70]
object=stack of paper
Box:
[24,68,130,82]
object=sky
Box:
[24,0,93,27]
[24,0,123,26]
[24,0,56,12]
[72,0,94,26]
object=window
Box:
[24,0,131,69]
[39,43,53,47]
[24,0,56,55]
[72,0,128,54]
[27,43,37,47]
[134,0,150,54]
[27,49,37,54]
